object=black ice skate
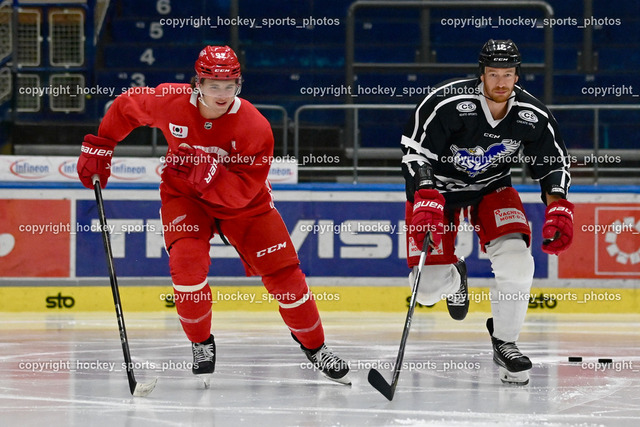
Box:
[486,318,531,385]
[293,334,351,385]
[192,334,216,388]
[446,258,469,321]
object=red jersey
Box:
[98,83,274,218]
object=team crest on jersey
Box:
[169,123,188,138]
[450,139,520,177]
[518,110,538,123]
[456,101,476,113]
[204,122,212,130]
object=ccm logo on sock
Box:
[257,242,287,257]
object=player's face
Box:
[481,67,518,103]
[198,79,238,116]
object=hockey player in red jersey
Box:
[77,45,350,386]
[401,40,574,385]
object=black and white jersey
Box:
[401,78,571,207]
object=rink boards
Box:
[0,184,638,313]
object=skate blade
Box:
[195,373,212,389]
[323,372,352,386]
[499,367,529,385]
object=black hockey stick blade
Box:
[368,234,431,401]
[367,368,396,401]
[369,166,436,400]
[93,176,158,397]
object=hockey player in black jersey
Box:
[401,40,574,385]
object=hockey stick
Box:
[368,163,436,400]
[542,231,561,245]
[93,176,158,397]
[367,234,430,401]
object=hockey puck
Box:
[598,358,613,364]
[568,356,582,362]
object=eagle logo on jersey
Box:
[450,139,520,177]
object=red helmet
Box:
[194,45,242,80]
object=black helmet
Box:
[478,39,521,74]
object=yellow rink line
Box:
[0,286,638,314]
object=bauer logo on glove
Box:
[413,199,445,212]
[541,199,575,255]
[80,146,113,157]
[546,204,573,220]
[204,161,218,184]
[164,143,222,193]
[77,134,117,189]
[410,189,446,252]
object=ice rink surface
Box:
[1,310,639,427]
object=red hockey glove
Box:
[164,144,220,193]
[77,134,117,189]
[410,189,445,252]
[542,199,574,255]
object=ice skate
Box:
[446,258,469,321]
[486,318,531,385]
[192,334,216,388]
[302,343,351,385]
[293,334,350,385]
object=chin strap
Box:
[194,82,212,108]
[197,93,212,109]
